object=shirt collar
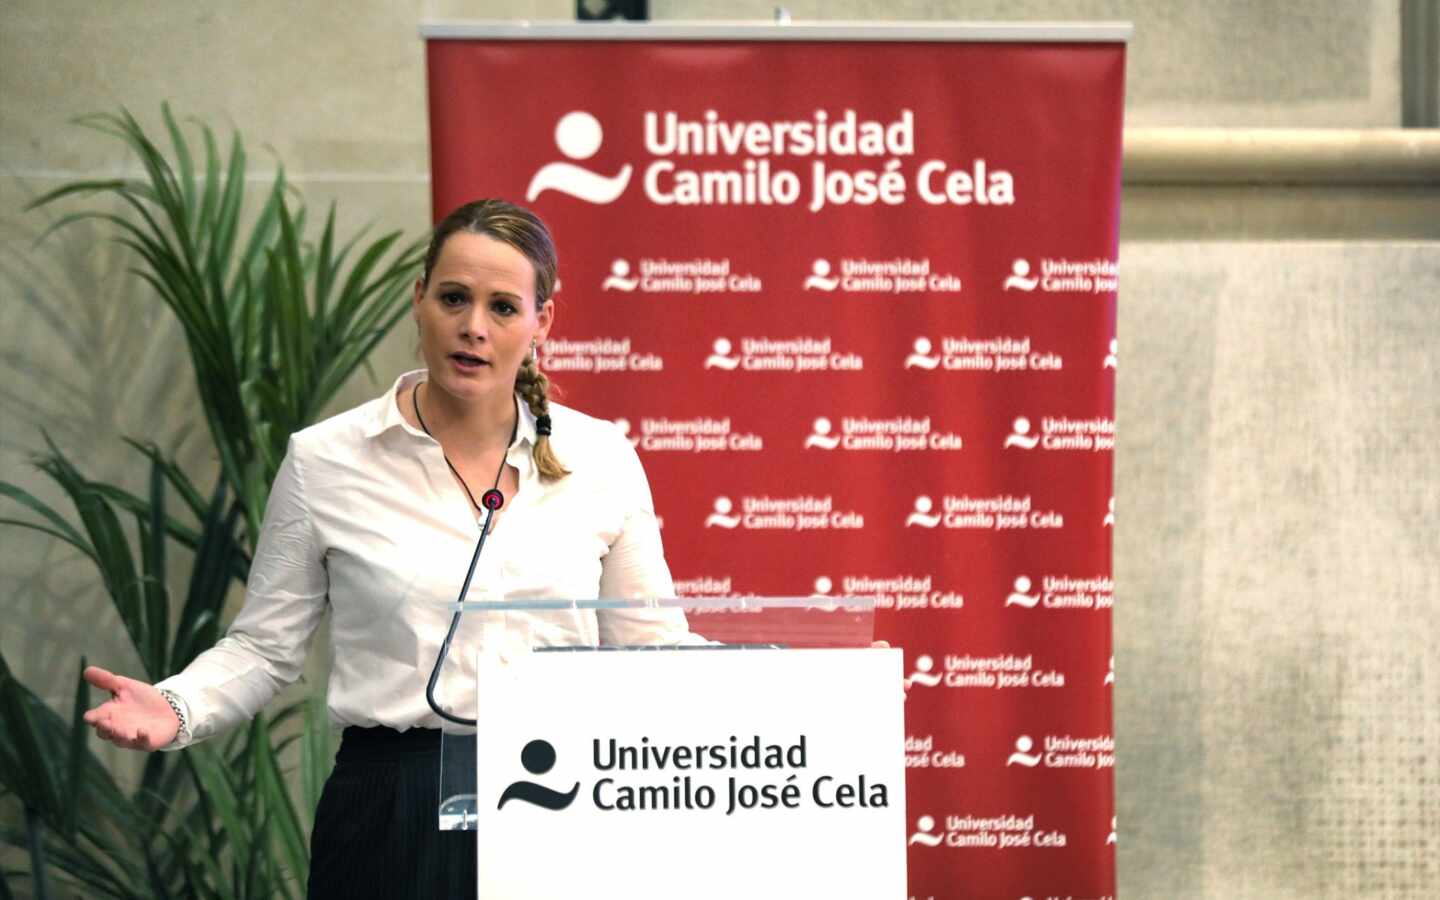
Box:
[513,392,539,450]
[364,368,537,453]
[363,369,424,439]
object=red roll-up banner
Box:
[424,23,1126,900]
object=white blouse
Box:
[157,370,692,744]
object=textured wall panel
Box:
[1115,242,1440,899]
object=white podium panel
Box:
[473,648,906,899]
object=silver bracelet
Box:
[157,688,192,745]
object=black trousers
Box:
[308,727,476,899]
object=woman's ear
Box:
[536,295,556,344]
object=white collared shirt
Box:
[157,370,690,744]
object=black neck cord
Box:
[413,380,513,511]
[416,380,517,728]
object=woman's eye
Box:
[492,300,517,315]
[441,292,467,306]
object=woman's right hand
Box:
[81,666,180,751]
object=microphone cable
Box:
[425,486,505,727]
[416,380,514,727]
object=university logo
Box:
[702,495,862,531]
[904,654,942,690]
[608,259,756,295]
[810,257,959,294]
[705,497,742,529]
[1004,576,1040,608]
[909,335,1062,373]
[804,417,841,449]
[841,574,956,612]
[908,814,944,847]
[905,496,942,528]
[923,494,1061,532]
[497,739,580,810]
[704,338,741,370]
[904,337,940,370]
[1003,258,1039,291]
[1005,735,1043,768]
[1003,417,1040,450]
[1006,734,1116,770]
[602,259,640,291]
[912,812,1060,851]
[804,258,840,291]
[1003,256,1119,294]
[1012,574,1115,610]
[526,111,633,204]
[703,336,861,373]
[1003,414,1115,452]
[815,416,958,453]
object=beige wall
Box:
[1115,241,1439,897]
[1,2,1436,898]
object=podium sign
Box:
[472,648,906,899]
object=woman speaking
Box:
[80,199,694,898]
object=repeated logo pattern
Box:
[434,53,1126,897]
[537,250,1118,898]
[535,251,1119,895]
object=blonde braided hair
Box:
[515,347,569,481]
[422,199,568,481]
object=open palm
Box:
[82,666,179,751]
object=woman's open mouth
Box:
[450,352,489,371]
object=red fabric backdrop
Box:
[426,33,1124,900]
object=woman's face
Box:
[413,231,553,405]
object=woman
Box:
[81,199,693,898]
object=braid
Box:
[516,351,569,481]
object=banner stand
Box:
[422,22,1128,898]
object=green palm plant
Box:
[0,105,425,898]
